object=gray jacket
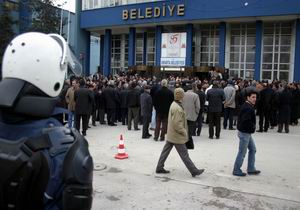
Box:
[224,85,236,108]
[182,90,200,121]
[140,92,152,117]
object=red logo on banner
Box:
[169,34,179,44]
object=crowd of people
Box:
[58,73,300,139]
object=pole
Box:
[60,6,63,35]
[67,11,70,43]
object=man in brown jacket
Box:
[65,79,78,128]
[156,88,204,177]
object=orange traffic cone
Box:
[115,134,128,159]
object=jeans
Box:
[150,108,156,129]
[68,111,74,128]
[223,107,234,129]
[233,131,257,174]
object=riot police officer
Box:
[0,32,93,210]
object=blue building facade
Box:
[79,0,300,81]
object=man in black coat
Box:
[257,82,274,132]
[195,83,206,136]
[153,79,174,141]
[206,80,225,139]
[140,85,153,139]
[277,85,292,133]
[102,80,119,126]
[120,83,129,125]
[127,82,141,130]
[74,79,93,136]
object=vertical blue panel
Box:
[219,22,226,67]
[85,31,91,76]
[155,25,163,66]
[100,35,104,72]
[143,32,147,65]
[128,27,136,67]
[103,29,111,76]
[294,19,300,82]
[186,24,193,66]
[255,20,263,81]
[19,0,31,33]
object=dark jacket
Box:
[127,87,140,108]
[120,89,129,109]
[74,87,93,115]
[102,86,119,109]
[140,92,152,117]
[153,86,174,118]
[206,87,225,113]
[237,101,256,134]
[258,87,274,110]
[278,89,292,123]
[196,90,205,113]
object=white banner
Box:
[161,33,186,66]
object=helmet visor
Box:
[67,46,82,77]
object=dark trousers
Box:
[278,123,289,133]
[156,141,198,175]
[223,107,234,129]
[154,114,168,140]
[258,109,270,131]
[92,107,98,124]
[98,108,105,124]
[121,108,128,125]
[107,108,116,125]
[209,112,221,138]
[75,114,89,134]
[128,107,139,129]
[142,115,151,137]
[187,120,195,142]
[196,112,203,136]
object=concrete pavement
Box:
[85,121,300,210]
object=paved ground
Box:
[85,120,300,210]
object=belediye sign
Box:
[122,4,185,20]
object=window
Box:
[135,33,144,65]
[229,23,256,79]
[82,0,164,10]
[111,34,129,75]
[261,22,293,81]
[146,32,156,66]
[193,25,219,67]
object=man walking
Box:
[233,90,261,176]
[156,88,204,177]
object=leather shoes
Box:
[233,172,247,177]
[247,170,261,175]
[156,168,170,174]
[134,128,140,131]
[229,128,236,130]
[192,169,205,177]
[142,136,150,139]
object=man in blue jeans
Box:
[233,90,261,176]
